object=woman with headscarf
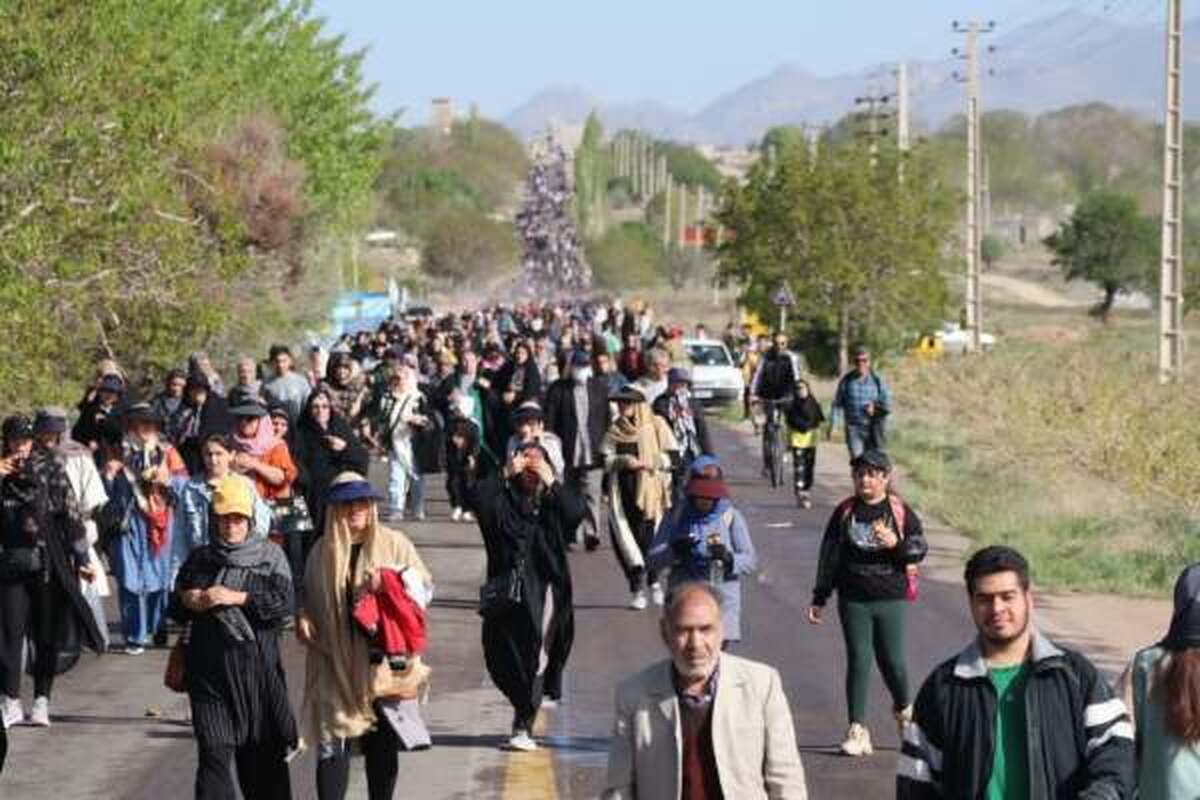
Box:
[369,365,430,522]
[601,386,678,611]
[785,378,825,509]
[289,389,370,546]
[0,416,104,729]
[472,443,584,752]
[229,395,297,504]
[188,351,226,398]
[175,435,273,591]
[497,340,542,415]
[176,373,233,476]
[647,456,757,647]
[103,404,189,654]
[1119,564,1200,798]
[319,352,368,430]
[297,473,433,800]
[171,476,297,800]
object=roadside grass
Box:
[888,326,1200,596]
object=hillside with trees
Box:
[0,0,384,405]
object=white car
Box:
[683,339,744,405]
[938,322,996,354]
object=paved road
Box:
[1,420,978,798]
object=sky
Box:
[310,0,1174,124]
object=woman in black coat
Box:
[471,442,583,752]
[288,389,369,549]
[170,477,296,800]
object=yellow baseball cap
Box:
[212,476,254,518]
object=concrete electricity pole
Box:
[896,62,911,153]
[677,183,688,249]
[1159,0,1186,383]
[663,178,673,248]
[695,187,706,251]
[854,87,892,164]
[954,20,994,353]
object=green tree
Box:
[981,234,1006,270]
[587,223,668,289]
[1043,191,1157,322]
[0,0,384,404]
[421,208,518,282]
[573,111,610,237]
[712,139,957,371]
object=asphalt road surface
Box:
[1,420,977,799]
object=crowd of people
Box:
[517,137,590,294]
[0,296,1195,800]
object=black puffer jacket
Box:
[898,631,1134,800]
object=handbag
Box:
[0,545,44,581]
[163,639,188,693]
[273,495,314,537]
[478,558,525,619]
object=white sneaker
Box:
[894,705,914,738]
[840,722,873,757]
[650,584,665,607]
[450,507,463,522]
[125,644,145,656]
[29,696,49,727]
[462,511,476,523]
[540,697,558,709]
[507,729,538,752]
[629,589,648,610]
[2,697,23,729]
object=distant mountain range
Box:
[504,10,1200,146]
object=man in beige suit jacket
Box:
[603,582,808,799]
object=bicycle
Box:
[756,398,788,489]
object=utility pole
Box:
[853,87,892,163]
[954,20,994,353]
[896,62,911,153]
[677,183,688,249]
[663,178,672,248]
[1159,0,1185,383]
[695,187,706,251]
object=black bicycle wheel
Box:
[761,427,775,484]
[770,427,785,488]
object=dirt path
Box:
[982,272,1087,309]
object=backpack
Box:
[834,493,919,588]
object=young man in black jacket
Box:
[897,545,1134,799]
[543,350,609,551]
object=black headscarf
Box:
[208,531,291,643]
[1161,563,1200,651]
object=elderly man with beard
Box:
[603,582,807,799]
[472,442,584,752]
[897,546,1134,800]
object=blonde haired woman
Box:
[297,473,433,800]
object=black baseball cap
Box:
[851,449,891,472]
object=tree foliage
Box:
[573,112,611,237]
[1043,191,1157,322]
[587,223,668,290]
[375,117,528,237]
[0,0,384,404]
[712,140,957,371]
[421,208,519,282]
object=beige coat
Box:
[603,653,808,800]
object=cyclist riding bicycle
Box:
[750,333,801,425]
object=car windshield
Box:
[686,344,731,367]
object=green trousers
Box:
[837,597,910,724]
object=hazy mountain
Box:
[504,10,1199,146]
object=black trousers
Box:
[0,575,60,699]
[792,446,816,491]
[195,737,292,800]
[316,723,400,800]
